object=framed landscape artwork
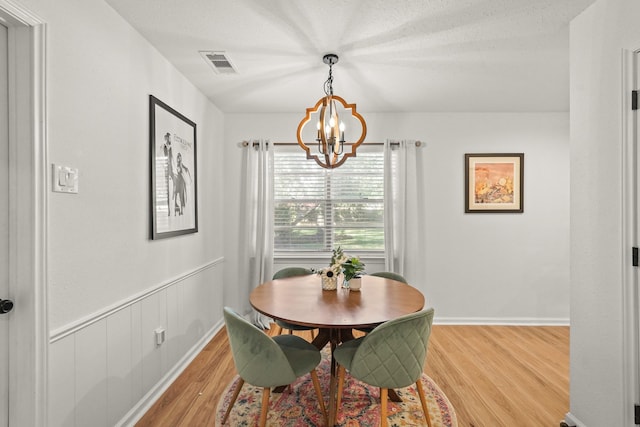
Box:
[465,153,524,213]
[150,95,198,239]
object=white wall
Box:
[8,0,575,422]
[21,0,225,331]
[569,1,640,425]
[224,112,570,324]
[13,0,226,424]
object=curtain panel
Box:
[384,140,427,284]
[238,139,274,328]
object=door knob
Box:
[0,299,14,314]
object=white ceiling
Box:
[104,0,595,114]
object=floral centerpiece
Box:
[315,266,339,290]
[315,264,341,290]
[314,247,365,290]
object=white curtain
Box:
[238,139,274,328]
[383,140,426,282]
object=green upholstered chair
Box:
[355,272,409,334]
[369,271,408,284]
[272,267,317,339]
[222,307,326,426]
[334,308,435,427]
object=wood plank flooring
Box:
[136,325,569,427]
[424,326,569,427]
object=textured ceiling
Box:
[104,0,596,113]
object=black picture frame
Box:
[150,95,198,239]
[465,153,524,213]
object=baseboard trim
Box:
[116,319,225,427]
[563,412,584,427]
[434,317,569,326]
[49,257,224,343]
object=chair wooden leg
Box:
[288,329,293,335]
[310,369,327,425]
[415,380,433,427]
[336,364,346,411]
[259,387,270,427]
[380,387,388,427]
[221,378,244,425]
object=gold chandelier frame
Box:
[296,54,367,169]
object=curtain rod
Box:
[241,141,423,147]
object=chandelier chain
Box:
[324,64,334,97]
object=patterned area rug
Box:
[215,349,457,426]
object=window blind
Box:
[274,150,385,253]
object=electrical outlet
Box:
[155,328,165,346]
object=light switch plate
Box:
[52,164,79,193]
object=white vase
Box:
[349,277,362,291]
[321,275,337,290]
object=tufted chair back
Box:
[349,308,434,389]
[223,307,297,387]
[272,267,313,279]
[369,271,408,283]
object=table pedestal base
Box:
[274,327,401,426]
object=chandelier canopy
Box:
[296,54,367,169]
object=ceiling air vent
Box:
[199,51,238,74]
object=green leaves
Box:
[342,256,365,281]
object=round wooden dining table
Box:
[249,274,425,426]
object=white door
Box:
[0,22,9,427]
[636,51,640,417]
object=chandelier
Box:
[296,54,367,169]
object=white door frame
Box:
[622,48,640,427]
[0,1,47,425]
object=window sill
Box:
[274,252,385,262]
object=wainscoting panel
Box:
[140,291,167,394]
[75,319,108,427]
[48,334,75,426]
[165,283,181,374]
[107,307,134,426]
[130,302,144,409]
[48,258,224,427]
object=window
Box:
[274,148,384,253]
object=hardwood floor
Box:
[136,325,569,427]
[424,326,569,427]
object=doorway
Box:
[635,50,640,423]
[0,2,48,425]
[0,21,8,427]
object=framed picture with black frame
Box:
[149,95,198,239]
[465,153,524,213]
